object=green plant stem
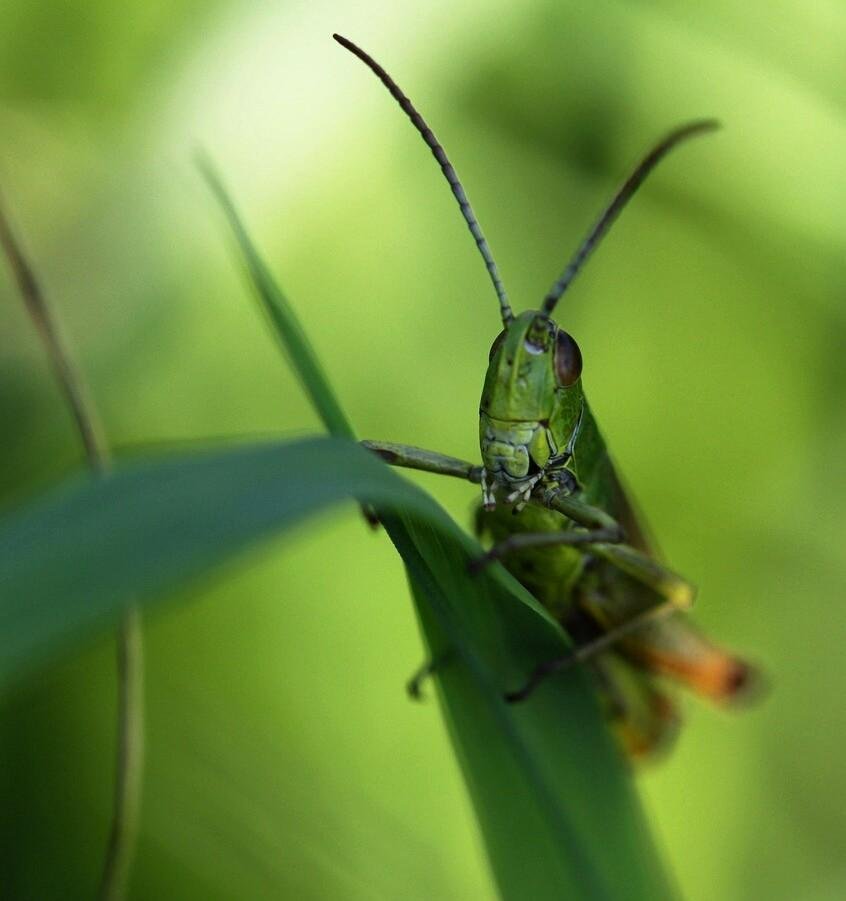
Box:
[0,196,144,901]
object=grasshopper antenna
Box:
[333,33,514,326]
[542,119,720,316]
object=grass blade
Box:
[0,437,673,899]
[198,157,354,440]
[201,173,675,899]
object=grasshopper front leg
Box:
[361,440,484,484]
[361,439,692,602]
[543,481,694,609]
[362,442,627,556]
[359,440,482,530]
[503,483,694,609]
[471,479,626,571]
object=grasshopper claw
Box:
[468,549,499,574]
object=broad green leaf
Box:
[204,176,675,899]
[0,436,672,900]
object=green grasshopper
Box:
[335,35,752,757]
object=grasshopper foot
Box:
[406,674,426,701]
[363,504,381,529]
[504,687,531,704]
[406,656,445,700]
[468,551,496,575]
[504,655,579,703]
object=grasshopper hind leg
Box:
[506,573,754,708]
[555,607,681,759]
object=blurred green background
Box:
[1,1,845,898]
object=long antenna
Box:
[542,119,719,316]
[333,33,513,326]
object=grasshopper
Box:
[335,35,752,757]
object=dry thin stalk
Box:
[0,196,144,901]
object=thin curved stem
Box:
[0,194,144,901]
[98,607,145,901]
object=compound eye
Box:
[554,330,582,386]
[488,330,506,361]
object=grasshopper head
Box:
[481,311,582,419]
[479,311,583,499]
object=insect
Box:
[334,34,753,757]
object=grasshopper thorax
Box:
[479,311,583,508]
